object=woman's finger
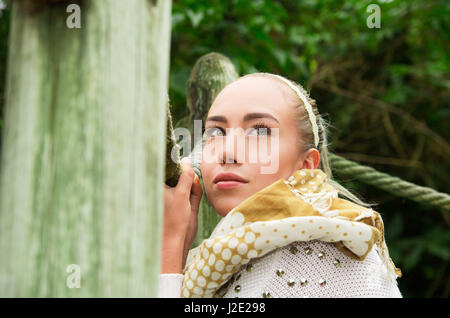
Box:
[177,157,195,193]
[190,175,203,215]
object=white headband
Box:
[271,74,320,148]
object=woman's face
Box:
[201,76,320,217]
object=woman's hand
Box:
[161,157,203,274]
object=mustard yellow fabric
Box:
[181,169,401,298]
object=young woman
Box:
[160,73,402,298]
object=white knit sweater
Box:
[159,240,402,298]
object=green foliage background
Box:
[0,0,449,297]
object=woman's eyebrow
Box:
[205,113,280,124]
[205,115,227,123]
[243,112,280,124]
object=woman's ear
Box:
[297,148,320,170]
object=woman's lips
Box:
[213,172,248,189]
[215,180,246,189]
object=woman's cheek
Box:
[245,136,259,164]
[202,141,215,163]
[201,151,213,188]
[277,138,298,176]
[254,135,280,175]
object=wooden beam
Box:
[0,0,172,297]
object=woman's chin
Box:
[213,196,249,217]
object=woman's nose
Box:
[219,130,244,164]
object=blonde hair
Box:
[242,72,376,208]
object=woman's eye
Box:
[248,125,271,136]
[204,127,225,138]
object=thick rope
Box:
[329,153,450,212]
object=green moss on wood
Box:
[186,52,239,134]
[165,99,182,187]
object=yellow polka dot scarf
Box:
[181,169,402,298]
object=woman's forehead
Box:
[208,76,297,119]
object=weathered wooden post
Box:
[186,53,239,247]
[0,0,172,297]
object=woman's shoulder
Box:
[222,240,402,298]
